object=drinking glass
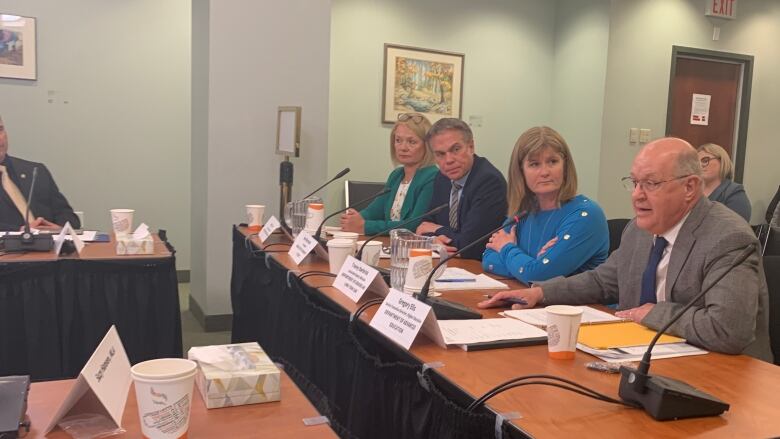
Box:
[389,229,433,291]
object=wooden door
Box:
[667,57,741,157]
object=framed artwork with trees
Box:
[382,44,464,124]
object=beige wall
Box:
[597,0,780,221]
[0,0,192,268]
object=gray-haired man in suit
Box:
[480,137,772,362]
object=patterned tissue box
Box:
[187,342,281,409]
[115,234,154,255]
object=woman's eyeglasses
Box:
[700,156,719,167]
[398,113,425,124]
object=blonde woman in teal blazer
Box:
[341,113,438,235]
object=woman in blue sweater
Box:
[340,113,438,235]
[482,126,608,284]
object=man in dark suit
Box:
[479,138,772,361]
[0,116,80,231]
[415,118,507,260]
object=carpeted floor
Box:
[179,283,231,353]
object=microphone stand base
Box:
[618,366,729,421]
[1,234,54,252]
[423,296,482,320]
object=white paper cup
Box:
[327,238,355,274]
[333,231,359,248]
[245,204,265,231]
[131,358,197,439]
[110,209,135,235]
[404,248,433,293]
[545,305,584,359]
[356,240,382,266]
[304,203,325,234]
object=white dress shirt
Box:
[655,212,691,302]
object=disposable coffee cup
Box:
[304,203,325,234]
[333,231,359,248]
[356,240,382,266]
[131,358,197,439]
[327,238,355,274]
[545,305,584,359]
[404,248,433,293]
[110,209,135,236]
[246,204,265,232]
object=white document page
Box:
[503,306,625,327]
[433,267,508,291]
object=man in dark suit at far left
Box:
[0,115,80,231]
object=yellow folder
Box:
[577,321,684,349]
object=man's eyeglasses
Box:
[700,156,719,167]
[620,175,692,192]
[398,113,425,124]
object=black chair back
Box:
[607,218,630,255]
[345,180,386,210]
[764,226,780,257]
[763,255,780,365]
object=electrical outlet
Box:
[629,128,639,144]
[639,128,651,143]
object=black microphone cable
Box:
[466,374,636,412]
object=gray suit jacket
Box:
[539,197,773,362]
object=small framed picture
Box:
[382,43,464,124]
[0,14,37,80]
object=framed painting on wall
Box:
[382,44,464,124]
[0,14,37,80]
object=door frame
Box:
[665,45,754,183]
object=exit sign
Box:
[706,0,737,19]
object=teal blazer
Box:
[360,165,438,235]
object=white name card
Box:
[333,255,387,302]
[258,215,281,243]
[54,222,85,255]
[44,325,132,434]
[369,289,432,350]
[288,230,318,265]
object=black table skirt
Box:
[230,227,526,439]
[0,254,182,381]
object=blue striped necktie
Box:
[640,236,668,305]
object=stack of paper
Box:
[502,306,625,327]
[577,342,708,363]
[433,267,508,291]
[437,318,547,351]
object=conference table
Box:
[26,370,337,438]
[0,232,182,381]
[231,226,780,438]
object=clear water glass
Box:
[284,196,322,237]
[389,229,433,290]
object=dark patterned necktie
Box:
[449,181,462,229]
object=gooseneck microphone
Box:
[280,167,350,234]
[355,203,448,260]
[314,188,391,246]
[618,242,757,420]
[1,167,54,252]
[416,213,526,320]
[301,167,350,200]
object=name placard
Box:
[369,289,432,350]
[258,215,281,243]
[44,325,132,434]
[288,230,318,265]
[333,255,386,302]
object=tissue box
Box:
[187,342,281,409]
[115,234,154,255]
